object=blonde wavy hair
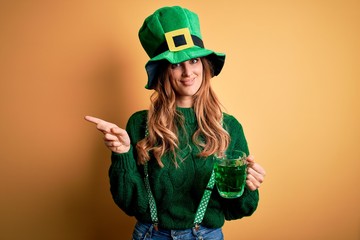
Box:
[136,58,230,167]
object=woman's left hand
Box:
[246,155,266,191]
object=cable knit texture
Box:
[109,107,259,230]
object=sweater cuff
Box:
[111,146,137,171]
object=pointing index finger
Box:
[84,116,102,124]
[84,115,118,134]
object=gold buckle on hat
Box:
[165,28,194,52]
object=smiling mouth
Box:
[180,78,195,86]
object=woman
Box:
[85,6,265,239]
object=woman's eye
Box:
[190,58,199,64]
[171,63,180,68]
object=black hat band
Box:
[153,34,204,58]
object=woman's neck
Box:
[176,97,193,108]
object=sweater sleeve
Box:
[108,111,149,216]
[220,114,260,220]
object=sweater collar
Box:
[176,107,196,124]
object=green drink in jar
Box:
[214,150,248,198]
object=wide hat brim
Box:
[145,46,225,89]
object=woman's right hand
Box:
[84,116,131,154]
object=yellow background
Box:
[1,0,359,239]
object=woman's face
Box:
[168,58,203,107]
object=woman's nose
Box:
[181,62,192,76]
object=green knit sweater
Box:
[109,107,259,230]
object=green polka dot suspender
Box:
[143,162,159,230]
[193,169,216,230]
[143,114,223,231]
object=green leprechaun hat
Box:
[139,6,226,89]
